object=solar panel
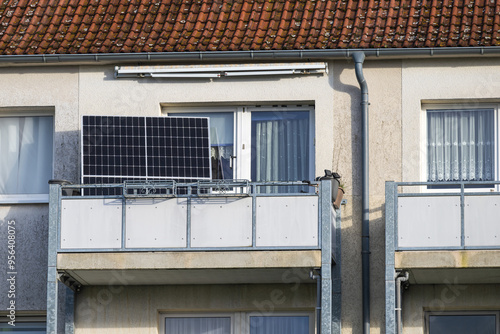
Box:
[82,115,211,194]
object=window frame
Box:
[159,312,235,334]
[245,312,315,334]
[0,109,55,204]
[163,104,315,183]
[159,311,314,334]
[0,315,46,332]
[421,103,499,192]
[425,311,500,334]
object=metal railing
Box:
[51,180,335,254]
[386,180,500,250]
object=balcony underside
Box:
[395,250,500,284]
[58,250,321,285]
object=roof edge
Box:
[1,47,500,66]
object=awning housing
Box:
[115,62,328,78]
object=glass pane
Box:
[165,317,231,334]
[174,113,234,180]
[250,316,309,334]
[251,111,309,193]
[429,314,496,334]
[427,109,495,184]
[0,116,53,195]
[0,321,46,333]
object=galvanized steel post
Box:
[385,181,397,334]
[320,180,333,334]
[47,183,60,334]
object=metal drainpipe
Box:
[396,271,410,334]
[310,270,321,334]
[353,51,370,334]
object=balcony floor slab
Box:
[57,250,321,285]
[395,250,500,284]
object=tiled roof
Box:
[0,0,499,55]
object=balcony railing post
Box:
[187,196,192,249]
[251,183,257,248]
[460,183,465,249]
[385,181,397,334]
[121,193,126,250]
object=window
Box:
[426,312,499,334]
[251,111,310,184]
[0,114,54,202]
[166,105,314,188]
[249,315,311,334]
[0,316,46,333]
[164,316,231,334]
[160,312,313,334]
[173,112,234,180]
[426,107,496,188]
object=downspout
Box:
[353,51,370,334]
[396,271,410,334]
[310,270,321,334]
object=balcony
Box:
[48,180,338,286]
[385,181,500,285]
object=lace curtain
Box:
[0,116,53,194]
[427,109,494,182]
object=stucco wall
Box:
[332,59,403,334]
[74,284,316,334]
[1,57,500,333]
[402,284,500,334]
[77,64,335,178]
[0,67,79,317]
[402,57,500,183]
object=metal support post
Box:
[320,180,332,334]
[47,183,60,334]
[385,181,397,334]
[332,204,342,334]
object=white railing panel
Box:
[60,198,122,249]
[125,198,188,248]
[191,197,253,247]
[398,196,461,248]
[256,196,318,247]
[465,195,500,247]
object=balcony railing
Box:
[386,181,500,250]
[50,180,336,253]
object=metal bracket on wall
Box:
[58,273,82,292]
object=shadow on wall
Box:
[332,61,392,333]
[331,62,362,199]
[0,205,51,311]
[53,130,81,184]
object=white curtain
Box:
[249,316,309,334]
[427,110,494,182]
[164,317,231,334]
[252,112,309,192]
[0,116,53,194]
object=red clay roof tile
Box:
[0,0,499,55]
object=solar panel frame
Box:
[81,115,212,194]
